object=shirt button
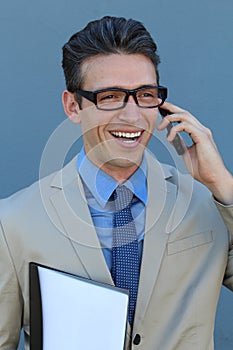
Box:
[133,334,141,345]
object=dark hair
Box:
[62,16,160,92]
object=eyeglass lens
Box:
[96,87,162,110]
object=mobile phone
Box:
[159,107,185,155]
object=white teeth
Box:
[111,131,141,139]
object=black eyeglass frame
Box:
[75,85,168,111]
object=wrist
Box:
[208,171,233,205]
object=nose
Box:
[118,95,141,123]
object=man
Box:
[0,16,232,350]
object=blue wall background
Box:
[0,1,232,349]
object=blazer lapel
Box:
[49,158,113,285]
[133,152,177,330]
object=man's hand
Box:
[157,102,233,205]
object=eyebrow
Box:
[87,83,159,91]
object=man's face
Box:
[75,54,159,180]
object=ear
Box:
[62,90,81,124]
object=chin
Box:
[108,155,142,169]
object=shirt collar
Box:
[77,147,148,208]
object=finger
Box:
[157,111,186,131]
[160,101,185,114]
[165,110,204,129]
[160,102,204,127]
[167,121,209,145]
[156,116,172,130]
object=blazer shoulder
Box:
[0,156,79,222]
[160,161,212,198]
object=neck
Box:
[100,163,139,183]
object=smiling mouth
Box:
[110,131,142,143]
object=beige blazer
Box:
[0,152,232,350]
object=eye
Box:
[100,94,115,101]
[98,91,124,103]
[141,92,153,98]
[138,88,158,100]
[139,92,155,100]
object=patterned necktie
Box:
[111,185,140,325]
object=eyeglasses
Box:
[75,85,167,111]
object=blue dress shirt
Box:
[77,147,148,270]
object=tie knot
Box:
[113,185,134,212]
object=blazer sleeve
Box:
[0,220,22,349]
[214,200,233,290]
